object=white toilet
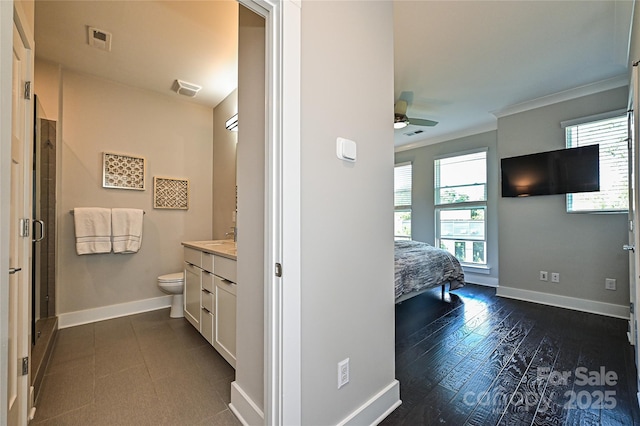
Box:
[158,272,185,318]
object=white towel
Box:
[112,208,144,254]
[74,207,112,255]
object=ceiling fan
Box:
[394,99,438,129]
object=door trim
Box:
[237,0,301,424]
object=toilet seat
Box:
[158,272,184,283]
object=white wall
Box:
[497,87,629,315]
[300,1,398,424]
[53,70,213,316]
[395,131,500,286]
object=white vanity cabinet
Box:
[213,256,237,368]
[183,248,202,330]
[183,242,237,368]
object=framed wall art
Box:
[102,152,146,190]
[153,176,190,210]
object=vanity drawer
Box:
[202,289,214,313]
[202,252,214,273]
[201,271,214,292]
[184,247,201,267]
[215,256,237,283]
[201,308,214,345]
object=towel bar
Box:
[70,209,145,214]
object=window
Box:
[435,150,487,265]
[394,163,412,240]
[563,111,628,213]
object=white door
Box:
[8,21,32,426]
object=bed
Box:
[394,240,465,303]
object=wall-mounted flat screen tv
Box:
[501,145,600,197]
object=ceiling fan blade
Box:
[394,100,408,115]
[408,117,438,127]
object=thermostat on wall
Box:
[337,137,357,162]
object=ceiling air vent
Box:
[172,80,202,97]
[88,27,112,52]
[403,129,424,137]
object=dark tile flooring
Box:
[381,284,640,426]
[31,308,240,425]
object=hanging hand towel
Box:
[112,208,144,254]
[74,207,112,255]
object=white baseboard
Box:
[496,286,629,319]
[338,380,401,426]
[58,295,172,328]
[229,381,264,426]
[465,273,499,287]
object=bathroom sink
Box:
[203,242,223,246]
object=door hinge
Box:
[20,357,28,376]
[632,302,635,314]
[275,263,282,278]
[24,81,31,100]
[19,218,30,238]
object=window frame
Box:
[394,162,412,240]
[434,148,488,266]
[561,109,628,214]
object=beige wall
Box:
[234,4,265,416]
[52,70,213,315]
[212,89,237,240]
[34,58,60,120]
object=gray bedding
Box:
[394,240,465,300]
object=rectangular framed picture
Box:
[102,152,146,190]
[153,176,190,210]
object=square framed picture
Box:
[153,176,190,210]
[102,152,146,190]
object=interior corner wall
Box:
[57,70,213,316]
[212,89,237,240]
[300,1,398,425]
[497,86,629,310]
[394,131,499,286]
[34,58,60,120]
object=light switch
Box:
[337,137,357,162]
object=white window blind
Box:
[565,114,628,213]
[394,163,412,240]
[435,150,487,205]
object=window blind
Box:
[394,163,412,209]
[566,114,628,212]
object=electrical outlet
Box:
[551,272,560,283]
[338,358,350,389]
[605,278,617,290]
[539,271,548,281]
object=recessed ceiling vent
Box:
[403,129,424,136]
[172,80,202,97]
[87,26,112,52]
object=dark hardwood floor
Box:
[381,284,640,426]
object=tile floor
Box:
[31,308,240,425]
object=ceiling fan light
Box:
[394,114,409,129]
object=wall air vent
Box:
[87,27,112,52]
[172,80,202,98]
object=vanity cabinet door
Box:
[214,276,237,368]
[184,262,201,330]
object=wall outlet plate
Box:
[605,278,617,290]
[539,271,548,281]
[338,358,349,389]
[551,272,560,283]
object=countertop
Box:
[182,240,237,260]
